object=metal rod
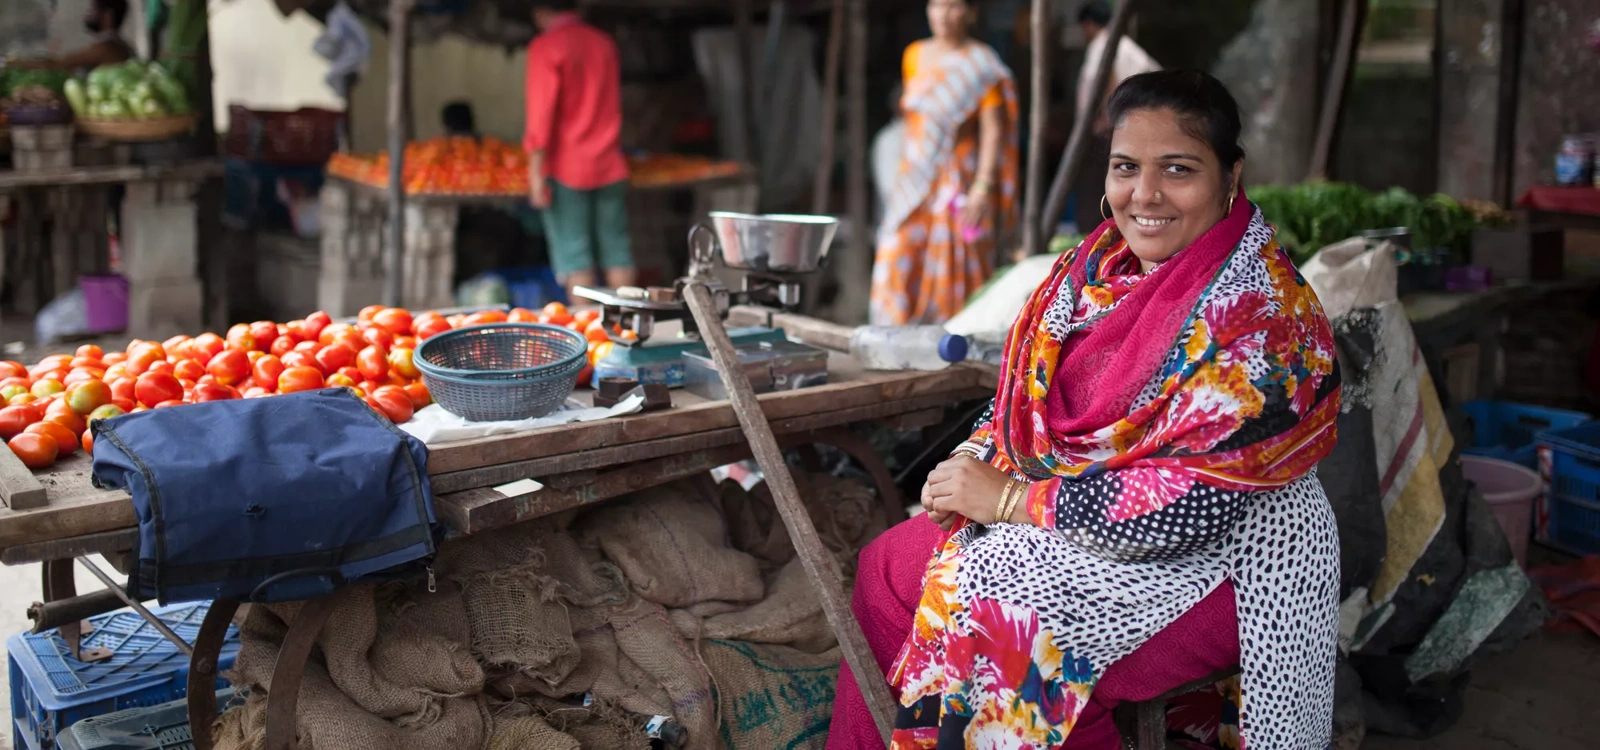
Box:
[28,588,128,634]
[1037,0,1136,248]
[384,0,413,307]
[1020,0,1051,258]
[812,0,846,213]
[1308,0,1367,180]
[76,557,193,657]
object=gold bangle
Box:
[993,480,1014,524]
[1003,478,1029,523]
[996,478,1023,524]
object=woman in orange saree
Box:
[871,0,1020,326]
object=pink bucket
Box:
[1460,455,1541,566]
[80,274,129,333]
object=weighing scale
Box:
[573,215,837,392]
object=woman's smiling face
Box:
[1106,108,1242,271]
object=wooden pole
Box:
[682,280,897,743]
[384,0,412,308]
[841,0,870,321]
[812,0,846,213]
[1308,0,1367,180]
[1020,0,1051,258]
[734,0,760,168]
[1491,0,1524,206]
[1037,0,1135,248]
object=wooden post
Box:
[384,0,413,308]
[1020,0,1051,258]
[812,0,846,213]
[1307,0,1367,180]
[840,0,871,322]
[682,280,897,742]
[734,0,760,168]
[1491,0,1525,206]
[1037,0,1135,248]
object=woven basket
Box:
[415,323,588,422]
[77,114,197,143]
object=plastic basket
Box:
[80,274,129,334]
[8,602,241,750]
[1460,400,1591,468]
[415,323,587,421]
[1536,422,1600,555]
[58,689,241,750]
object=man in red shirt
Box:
[525,1,634,292]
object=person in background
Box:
[871,0,1019,326]
[147,0,207,98]
[869,84,906,222]
[1072,0,1161,230]
[525,0,634,295]
[10,0,133,71]
[443,101,480,139]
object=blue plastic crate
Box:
[1460,400,1591,468]
[1536,422,1600,555]
[8,602,240,750]
[58,689,240,750]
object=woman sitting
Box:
[829,70,1342,749]
[871,0,1019,326]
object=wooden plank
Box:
[429,389,986,494]
[1307,0,1367,180]
[0,452,137,549]
[424,364,981,474]
[0,160,225,191]
[683,279,896,740]
[0,445,48,510]
[1,528,138,566]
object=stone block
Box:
[127,279,203,339]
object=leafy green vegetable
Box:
[1250,181,1503,264]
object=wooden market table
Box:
[0,313,994,749]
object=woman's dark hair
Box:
[96,0,130,28]
[1106,69,1245,172]
[442,102,476,136]
[1077,1,1112,26]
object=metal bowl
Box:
[707,212,839,273]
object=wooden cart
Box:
[0,318,993,750]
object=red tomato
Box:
[281,351,322,374]
[446,314,467,328]
[328,331,365,354]
[134,372,184,408]
[74,345,104,361]
[193,383,237,402]
[360,326,394,352]
[584,319,610,343]
[0,362,25,381]
[81,429,93,456]
[403,382,432,409]
[242,386,270,399]
[293,340,322,355]
[45,399,85,435]
[108,399,135,416]
[415,317,452,341]
[326,373,359,389]
[145,360,175,377]
[356,345,389,381]
[171,359,204,383]
[0,377,30,391]
[373,308,415,336]
[252,355,286,393]
[225,330,256,353]
[358,305,386,324]
[26,421,77,457]
[207,350,252,387]
[315,344,357,374]
[249,321,279,349]
[191,333,225,363]
[577,364,594,389]
[8,432,57,469]
[69,356,105,371]
[109,378,136,403]
[103,364,129,383]
[319,323,354,347]
[65,380,111,415]
[367,386,414,423]
[463,310,508,326]
[304,311,333,340]
[278,367,325,394]
[359,380,381,397]
[573,309,599,327]
[541,302,573,326]
[161,335,189,355]
[62,370,98,388]
[270,335,297,357]
[0,406,36,439]
[387,347,420,379]
[154,399,186,409]
[508,308,538,323]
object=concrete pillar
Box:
[1212,0,1323,187]
[1437,0,1509,202]
[121,180,203,337]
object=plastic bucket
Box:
[1460,455,1541,566]
[79,274,129,333]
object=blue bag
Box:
[90,388,438,604]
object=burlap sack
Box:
[437,525,582,683]
[702,640,842,750]
[609,598,718,750]
[488,714,579,750]
[673,559,836,653]
[726,474,887,581]
[578,481,764,608]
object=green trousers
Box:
[541,180,633,277]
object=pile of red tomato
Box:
[327,136,531,196]
[2,302,627,473]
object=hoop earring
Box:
[1226,187,1237,215]
[1100,195,1111,222]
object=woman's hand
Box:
[959,187,991,232]
[921,455,1012,529]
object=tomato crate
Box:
[58,689,240,750]
[8,602,240,750]
[1460,400,1591,468]
[1536,423,1600,555]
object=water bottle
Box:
[964,333,1008,366]
[850,326,969,371]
